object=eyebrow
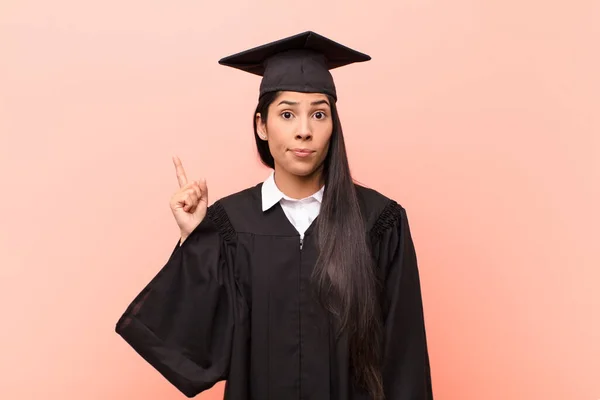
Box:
[277,99,330,107]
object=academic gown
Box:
[115,183,433,399]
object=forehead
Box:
[274,91,330,104]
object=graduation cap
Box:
[218,31,371,101]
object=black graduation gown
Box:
[115,183,433,399]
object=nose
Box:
[296,117,312,140]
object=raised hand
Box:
[169,156,208,243]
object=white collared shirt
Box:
[261,172,324,239]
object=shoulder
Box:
[213,183,262,212]
[205,182,262,233]
[354,183,407,240]
[354,183,406,226]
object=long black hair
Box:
[253,91,384,399]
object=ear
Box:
[256,112,268,141]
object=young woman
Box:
[115,31,433,400]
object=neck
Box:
[273,165,324,199]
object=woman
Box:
[115,31,433,399]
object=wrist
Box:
[179,233,189,246]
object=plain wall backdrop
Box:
[1,1,598,399]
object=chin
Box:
[285,161,324,178]
[287,166,316,177]
[275,155,325,178]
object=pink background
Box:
[1,1,599,399]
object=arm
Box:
[377,203,434,399]
[115,203,241,397]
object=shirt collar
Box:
[261,171,324,211]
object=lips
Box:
[290,148,315,158]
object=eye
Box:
[313,111,327,120]
[281,111,293,120]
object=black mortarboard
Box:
[218,31,371,101]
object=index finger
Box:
[172,156,188,188]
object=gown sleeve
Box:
[371,201,434,399]
[115,201,244,398]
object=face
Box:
[256,91,333,179]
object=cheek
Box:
[267,138,285,157]
[316,125,333,152]
[266,120,290,152]
[266,130,287,156]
